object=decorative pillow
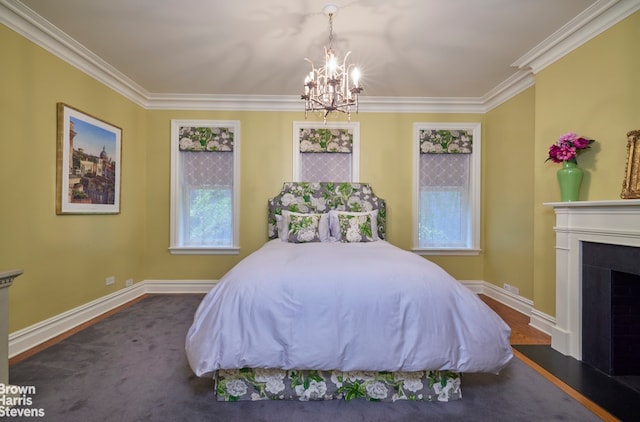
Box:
[329,210,378,242]
[281,211,330,243]
[286,214,322,243]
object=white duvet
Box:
[186,240,513,377]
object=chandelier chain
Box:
[328,13,334,49]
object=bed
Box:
[185,182,513,402]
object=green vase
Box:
[557,161,583,202]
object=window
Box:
[170,120,240,254]
[413,123,480,255]
[292,122,359,182]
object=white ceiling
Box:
[6,0,615,101]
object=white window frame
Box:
[412,122,481,256]
[169,119,240,255]
[292,121,360,182]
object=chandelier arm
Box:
[342,51,352,66]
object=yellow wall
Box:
[142,111,484,281]
[532,11,640,315]
[483,87,536,298]
[1,25,148,331]
[2,10,639,333]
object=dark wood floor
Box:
[480,295,639,422]
[479,295,551,345]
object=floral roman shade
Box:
[299,128,353,153]
[178,126,234,152]
[419,129,472,154]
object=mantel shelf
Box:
[0,269,24,289]
[544,199,640,208]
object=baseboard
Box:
[142,279,216,294]
[460,279,484,294]
[461,280,555,336]
[529,308,555,336]
[8,280,216,358]
[10,278,552,359]
[476,281,533,316]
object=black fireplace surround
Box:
[582,241,640,375]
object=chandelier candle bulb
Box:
[352,68,360,87]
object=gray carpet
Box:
[8,295,602,422]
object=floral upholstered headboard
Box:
[268,182,386,240]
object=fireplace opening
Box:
[582,241,640,392]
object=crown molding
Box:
[512,0,640,74]
[358,96,486,114]
[2,0,638,112]
[482,70,536,112]
[145,93,302,111]
[145,93,487,114]
[0,0,149,107]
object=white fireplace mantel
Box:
[544,199,640,360]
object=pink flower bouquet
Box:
[546,132,595,164]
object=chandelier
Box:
[301,4,362,121]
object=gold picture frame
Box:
[56,103,122,214]
[621,130,640,199]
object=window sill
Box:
[412,248,481,256]
[169,247,240,255]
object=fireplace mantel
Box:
[545,199,640,359]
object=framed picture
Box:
[56,103,122,214]
[621,129,640,199]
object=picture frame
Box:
[56,103,122,214]
[621,129,640,199]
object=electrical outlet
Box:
[503,283,519,296]
[125,278,133,287]
[105,276,115,286]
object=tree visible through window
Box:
[413,123,480,254]
[419,188,466,247]
[170,121,240,254]
[187,187,232,246]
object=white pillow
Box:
[279,211,330,242]
[329,209,379,241]
[275,214,286,241]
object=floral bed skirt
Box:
[215,368,462,402]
